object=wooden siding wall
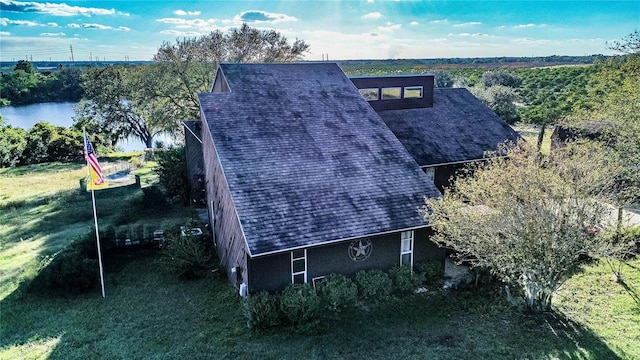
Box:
[413,227,446,269]
[201,117,249,288]
[248,228,445,293]
[184,122,205,205]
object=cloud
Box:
[430,19,449,24]
[6,18,39,26]
[174,9,201,16]
[378,22,401,32]
[68,23,130,31]
[233,10,297,23]
[1,17,59,27]
[409,21,419,26]
[0,1,129,16]
[514,23,547,28]
[40,32,65,37]
[363,12,383,20]
[367,0,374,3]
[156,17,218,30]
[0,31,10,36]
[159,29,203,36]
[451,32,488,37]
[453,21,482,27]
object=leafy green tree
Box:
[57,66,85,101]
[471,85,520,124]
[0,117,27,167]
[14,60,36,74]
[481,70,522,88]
[424,141,618,313]
[77,65,167,148]
[152,23,310,120]
[432,70,454,88]
[19,122,83,165]
[562,31,640,205]
[0,61,85,105]
[0,67,39,105]
[516,66,594,150]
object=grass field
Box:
[1,160,638,359]
[512,124,553,155]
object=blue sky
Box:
[1,0,638,62]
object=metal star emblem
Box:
[348,239,372,261]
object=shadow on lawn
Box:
[621,262,640,305]
[2,275,627,359]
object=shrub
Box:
[243,291,281,329]
[355,269,392,301]
[417,260,445,287]
[161,220,211,279]
[279,283,321,328]
[141,185,168,208]
[29,236,98,296]
[317,273,358,312]
[155,147,189,205]
[389,266,423,295]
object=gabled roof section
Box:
[199,63,441,256]
[377,88,522,167]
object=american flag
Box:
[84,134,104,185]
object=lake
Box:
[0,102,157,151]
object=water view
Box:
[0,102,156,152]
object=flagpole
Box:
[85,129,106,299]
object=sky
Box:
[1,0,638,62]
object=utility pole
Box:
[70,45,75,65]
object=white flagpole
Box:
[85,129,106,299]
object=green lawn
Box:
[512,124,553,155]
[1,161,638,359]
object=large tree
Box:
[152,23,310,120]
[423,141,620,313]
[76,65,167,149]
[77,24,309,146]
[561,31,640,205]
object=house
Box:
[188,62,520,294]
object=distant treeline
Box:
[0,60,85,106]
[337,55,607,69]
[0,60,153,74]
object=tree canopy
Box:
[424,141,621,313]
[76,24,310,148]
[560,31,640,205]
[151,23,310,121]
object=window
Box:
[400,230,414,268]
[381,87,401,100]
[359,88,379,101]
[424,167,435,181]
[291,249,307,284]
[404,86,423,98]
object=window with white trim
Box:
[400,230,414,268]
[291,249,307,284]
